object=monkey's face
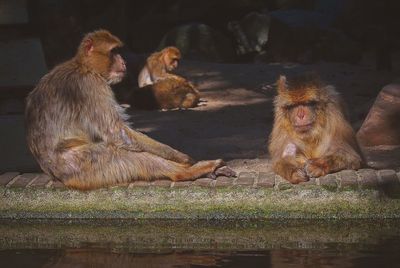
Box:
[163,48,181,72]
[106,47,127,85]
[167,57,179,71]
[286,101,318,133]
[78,31,126,85]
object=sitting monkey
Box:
[25,30,233,190]
[269,74,362,184]
[134,47,200,110]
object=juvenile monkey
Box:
[138,46,181,87]
[25,30,229,190]
[134,46,200,110]
[268,75,362,184]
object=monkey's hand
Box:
[290,169,309,184]
[305,158,330,178]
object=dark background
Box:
[22,0,399,69]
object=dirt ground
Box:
[126,56,400,173]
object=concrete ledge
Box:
[1,170,400,220]
[2,168,400,190]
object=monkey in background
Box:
[130,77,200,110]
[268,75,362,184]
[138,46,181,87]
[133,46,201,110]
[25,30,232,190]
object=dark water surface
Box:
[1,219,400,267]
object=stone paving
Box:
[2,167,400,220]
[1,168,400,192]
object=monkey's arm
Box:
[305,126,362,177]
[306,143,362,177]
[138,66,153,87]
[270,139,309,183]
[123,126,194,164]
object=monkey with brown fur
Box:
[135,46,201,110]
[130,77,200,110]
[268,74,362,184]
[138,46,182,87]
[25,30,233,190]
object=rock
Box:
[263,9,361,64]
[158,23,236,62]
[228,12,271,57]
[357,84,400,147]
[360,146,400,170]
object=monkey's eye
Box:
[284,104,296,110]
[307,100,318,106]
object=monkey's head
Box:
[161,47,181,72]
[77,29,126,84]
[275,75,329,135]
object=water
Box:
[1,220,400,267]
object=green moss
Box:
[1,186,400,220]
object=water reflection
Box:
[1,220,400,267]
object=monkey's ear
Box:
[83,38,94,55]
[277,75,288,93]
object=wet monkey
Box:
[268,75,362,184]
[26,30,231,190]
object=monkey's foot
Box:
[215,166,236,177]
[204,159,227,179]
[305,158,329,178]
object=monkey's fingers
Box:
[305,158,329,178]
[290,169,309,184]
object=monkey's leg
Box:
[61,144,223,190]
[124,127,194,164]
[170,159,225,182]
[273,157,308,184]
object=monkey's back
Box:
[131,77,199,110]
[25,60,120,166]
